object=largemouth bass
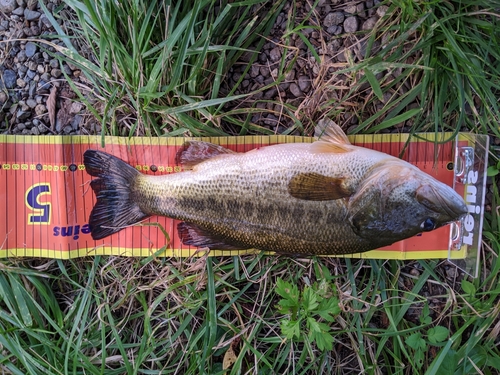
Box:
[83,120,467,255]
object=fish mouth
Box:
[416,183,468,223]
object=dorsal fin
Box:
[311,119,352,154]
[176,141,236,169]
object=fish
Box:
[83,119,468,255]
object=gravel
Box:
[0,0,87,135]
[0,0,16,13]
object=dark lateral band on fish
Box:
[83,119,468,255]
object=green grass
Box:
[40,0,285,137]
[1,0,499,373]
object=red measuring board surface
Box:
[0,133,467,259]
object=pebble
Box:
[297,75,311,92]
[0,92,8,104]
[362,17,378,31]
[40,72,50,82]
[51,68,62,78]
[26,98,37,108]
[34,104,46,116]
[25,42,37,57]
[49,59,59,68]
[289,83,302,97]
[16,109,31,121]
[324,12,344,27]
[2,69,17,89]
[71,115,82,130]
[377,5,389,17]
[12,6,24,16]
[70,102,83,114]
[26,70,36,79]
[0,0,16,13]
[24,8,41,21]
[31,126,40,135]
[345,5,357,14]
[16,78,27,88]
[269,47,281,62]
[0,20,9,30]
[344,16,359,33]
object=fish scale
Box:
[83,120,468,255]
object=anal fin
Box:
[177,222,243,250]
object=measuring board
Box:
[0,132,488,274]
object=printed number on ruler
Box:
[25,183,51,225]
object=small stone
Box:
[356,3,366,17]
[70,102,83,114]
[24,8,41,21]
[34,104,46,116]
[285,69,295,81]
[325,12,344,29]
[35,95,43,104]
[362,17,378,31]
[289,83,302,97]
[50,68,62,78]
[40,72,50,82]
[250,65,260,78]
[343,16,359,33]
[269,47,281,62]
[26,98,37,108]
[16,109,31,121]
[297,75,311,92]
[17,123,26,131]
[0,92,7,104]
[40,15,51,28]
[18,65,28,76]
[12,6,24,15]
[28,81,36,98]
[0,19,9,30]
[377,5,389,17]
[25,42,37,57]
[326,25,339,34]
[28,61,37,71]
[62,64,72,75]
[63,125,73,134]
[31,126,40,135]
[0,0,17,13]
[19,100,29,111]
[37,65,45,74]
[17,49,27,63]
[2,69,17,89]
[49,59,58,68]
[71,115,82,131]
[26,70,36,80]
[16,78,27,88]
[345,5,357,14]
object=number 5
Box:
[25,183,51,225]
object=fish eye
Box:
[420,218,436,231]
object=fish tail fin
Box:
[83,150,150,240]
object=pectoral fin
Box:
[176,141,236,169]
[288,172,352,201]
[177,222,243,250]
